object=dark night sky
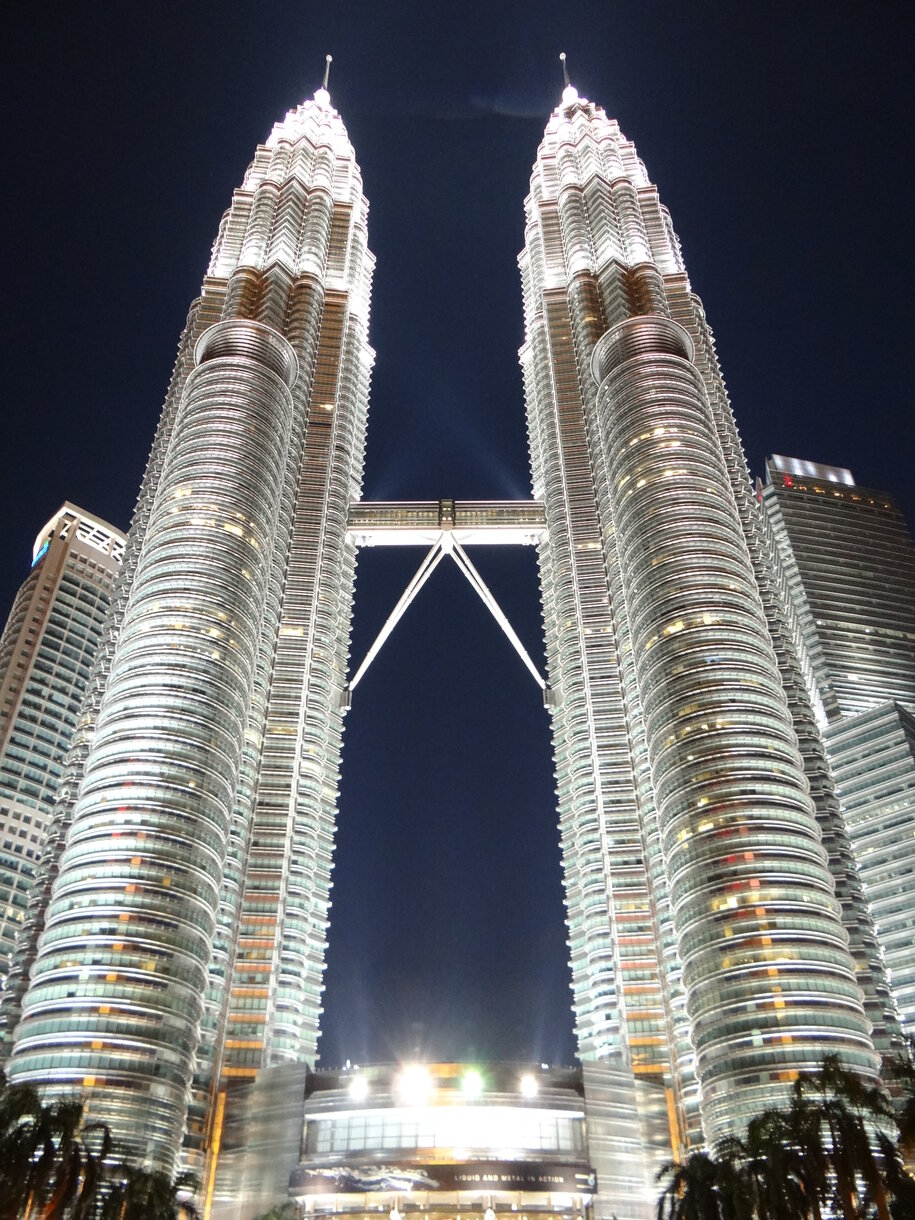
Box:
[2,3,913,1069]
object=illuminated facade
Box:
[759,455,915,720]
[0,505,124,977]
[519,83,894,1147]
[0,69,901,1206]
[760,456,915,1029]
[3,85,374,1175]
[209,1061,668,1220]
[825,705,915,1030]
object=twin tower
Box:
[1,77,896,1178]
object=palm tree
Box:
[794,1054,895,1220]
[0,1073,208,1220]
[657,1149,733,1220]
[885,1036,915,1169]
[711,1137,755,1220]
[38,1101,81,1217]
[67,1115,111,1220]
[100,1165,199,1220]
[872,1130,915,1220]
[0,1076,45,1220]
[653,1054,915,1220]
[13,1090,64,1219]
[13,1096,112,1220]
[745,1107,817,1220]
[0,1073,118,1220]
[784,1088,831,1220]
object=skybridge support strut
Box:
[448,538,546,691]
[348,540,447,693]
[345,530,548,698]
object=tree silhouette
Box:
[0,1074,198,1219]
[657,1055,915,1220]
[657,1149,733,1220]
[98,1165,199,1220]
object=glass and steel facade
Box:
[280,1062,668,1220]
[3,87,374,1175]
[760,455,915,720]
[761,457,915,1031]
[0,505,124,977]
[520,85,889,1146]
[825,705,915,1029]
[0,71,903,1197]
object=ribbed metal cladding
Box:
[7,319,297,1172]
[592,315,876,1140]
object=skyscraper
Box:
[0,68,899,1201]
[3,81,374,1175]
[760,455,915,1028]
[825,705,915,1029]
[0,505,124,976]
[518,80,894,1147]
[760,455,915,720]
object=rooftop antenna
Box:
[323,53,332,91]
[559,51,570,88]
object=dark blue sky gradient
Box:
[2,2,912,1068]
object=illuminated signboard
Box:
[290,1161,597,1194]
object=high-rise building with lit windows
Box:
[825,705,915,1030]
[3,82,374,1179]
[759,455,915,720]
[760,456,915,1030]
[518,81,896,1150]
[0,504,124,977]
[0,69,901,1217]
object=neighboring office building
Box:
[825,705,915,1029]
[0,67,897,1206]
[759,455,915,719]
[761,456,915,1028]
[0,504,124,977]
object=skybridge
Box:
[345,499,551,701]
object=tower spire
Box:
[314,53,333,107]
[558,51,578,105]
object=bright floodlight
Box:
[397,1064,433,1106]
[519,1073,538,1098]
[461,1068,483,1098]
[349,1075,369,1102]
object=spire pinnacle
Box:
[315,54,332,108]
[559,52,578,106]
